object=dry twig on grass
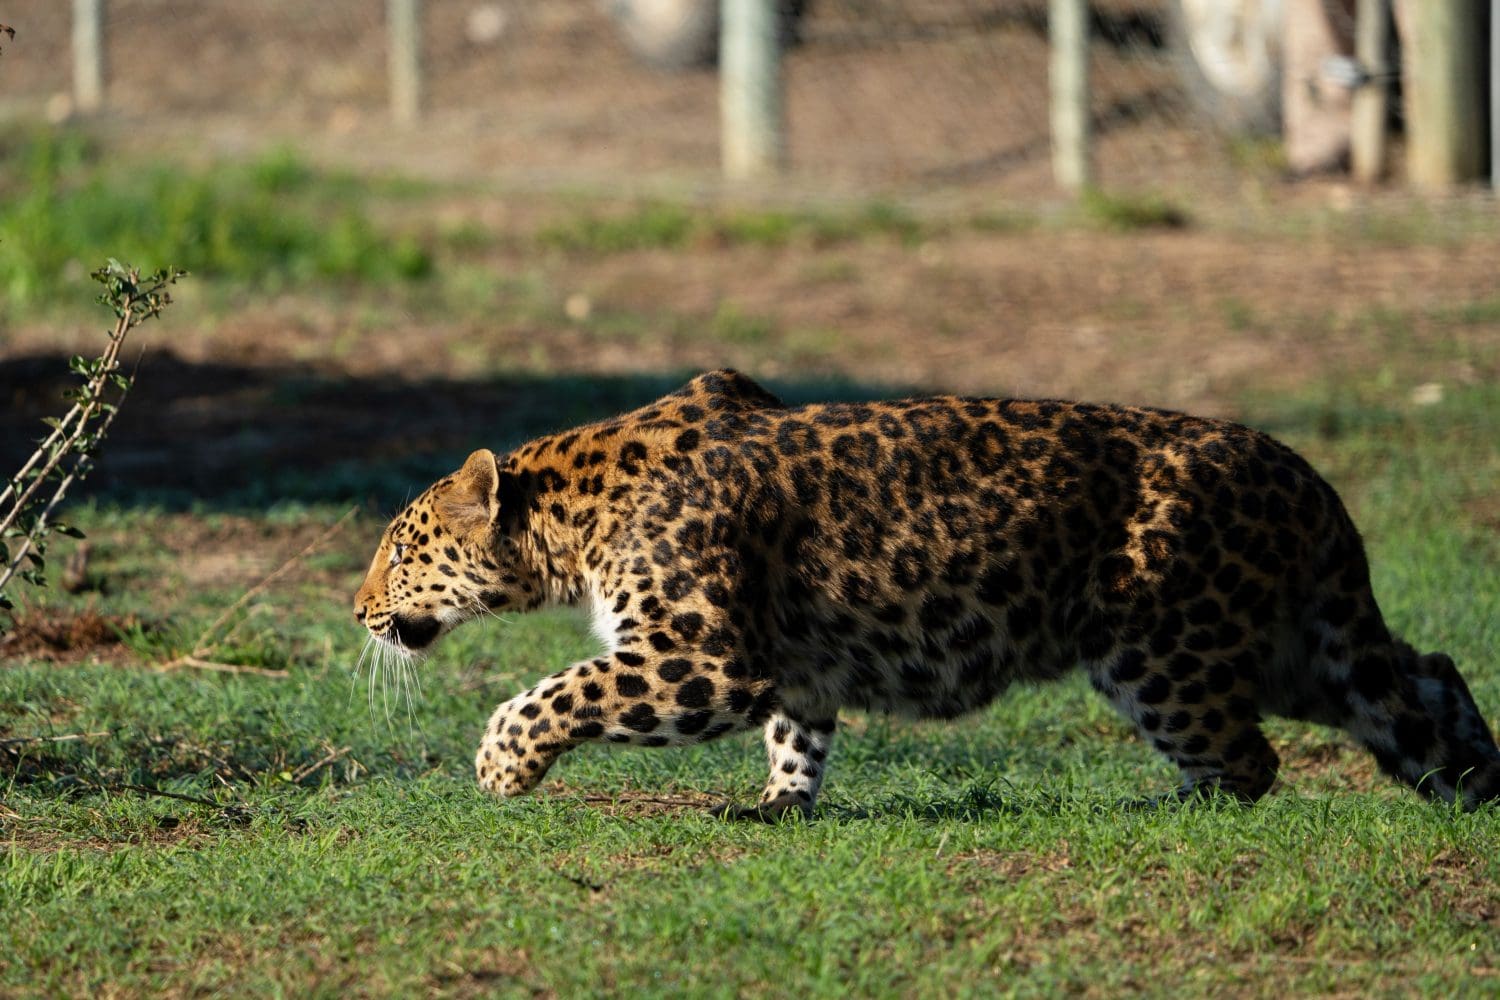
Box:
[291,745,352,783]
[157,507,357,677]
[0,731,111,746]
[115,782,252,823]
[155,655,294,678]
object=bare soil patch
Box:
[0,810,215,853]
[428,948,554,1000]
[0,609,145,665]
[947,846,1073,880]
[550,784,726,819]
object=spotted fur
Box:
[354,370,1499,816]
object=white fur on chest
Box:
[588,588,620,653]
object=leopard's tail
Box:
[1299,509,1500,808]
[1343,641,1500,807]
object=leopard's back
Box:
[668,395,1336,721]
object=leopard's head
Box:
[354,449,537,653]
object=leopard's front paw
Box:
[474,713,561,797]
[474,733,521,796]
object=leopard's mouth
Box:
[382,612,442,651]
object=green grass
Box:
[537,200,929,255]
[1078,188,1191,232]
[708,302,778,345]
[0,131,432,311]
[3,382,1498,996]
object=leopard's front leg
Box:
[474,649,776,797]
[475,665,592,797]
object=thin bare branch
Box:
[2,262,184,617]
[0,326,124,528]
[187,506,357,658]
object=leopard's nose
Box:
[354,605,368,623]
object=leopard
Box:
[354,370,1499,817]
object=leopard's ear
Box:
[439,449,500,535]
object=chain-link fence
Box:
[0,2,1489,201]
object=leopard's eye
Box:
[388,543,407,567]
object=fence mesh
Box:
[0,1,1470,201]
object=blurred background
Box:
[0,0,1495,612]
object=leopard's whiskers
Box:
[349,633,375,709]
[466,597,514,629]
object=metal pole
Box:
[721,0,784,180]
[1492,0,1499,190]
[1049,0,1091,191]
[388,0,421,126]
[1351,0,1389,184]
[72,0,104,113]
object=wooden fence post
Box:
[1401,0,1484,188]
[72,0,104,113]
[721,0,784,180]
[1350,0,1389,184]
[1049,0,1091,192]
[388,0,422,125]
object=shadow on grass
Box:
[0,352,903,511]
[824,782,1030,822]
[821,782,1253,823]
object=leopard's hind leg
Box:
[716,710,837,821]
[1091,638,1281,805]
